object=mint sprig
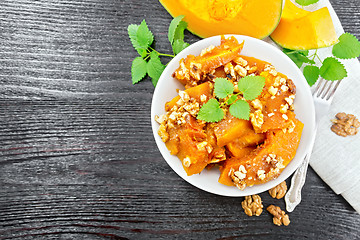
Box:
[197,77,265,122]
[284,32,360,86]
[128,16,190,86]
[283,49,314,68]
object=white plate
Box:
[151,35,316,197]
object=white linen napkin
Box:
[264,0,360,213]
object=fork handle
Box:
[285,145,313,212]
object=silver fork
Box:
[285,78,341,212]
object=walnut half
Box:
[331,112,360,137]
[269,181,287,199]
[241,195,263,216]
[267,205,290,226]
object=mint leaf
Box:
[238,76,265,100]
[197,99,224,123]
[136,20,154,50]
[226,95,237,105]
[319,57,347,81]
[229,100,250,120]
[295,0,319,6]
[131,57,148,84]
[128,24,147,58]
[214,78,234,99]
[332,33,360,59]
[283,48,314,68]
[173,21,188,42]
[172,39,190,55]
[168,15,185,44]
[303,65,319,86]
[147,52,165,86]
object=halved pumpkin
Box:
[270,0,338,50]
[159,0,283,39]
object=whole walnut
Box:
[269,181,287,199]
[241,195,263,216]
[267,205,290,226]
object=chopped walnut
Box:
[229,168,246,190]
[269,181,287,199]
[183,156,191,168]
[224,62,236,79]
[189,62,203,81]
[286,79,296,94]
[268,86,278,96]
[196,141,208,151]
[158,124,169,142]
[274,76,286,87]
[175,59,190,82]
[200,94,207,103]
[279,104,289,114]
[155,114,168,125]
[233,56,248,66]
[241,195,263,216]
[264,64,277,76]
[251,99,263,110]
[234,64,247,77]
[331,112,359,137]
[248,66,257,74]
[287,120,296,133]
[285,95,295,106]
[257,169,266,180]
[267,205,290,226]
[250,109,264,129]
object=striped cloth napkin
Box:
[264,0,360,214]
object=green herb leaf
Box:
[295,0,319,6]
[332,33,360,59]
[173,21,188,43]
[283,48,315,68]
[168,15,185,44]
[197,99,224,123]
[172,39,190,55]
[147,52,165,86]
[226,95,237,105]
[131,57,148,84]
[128,24,147,58]
[136,20,154,50]
[319,57,347,81]
[238,76,265,100]
[229,100,250,120]
[214,78,234,99]
[303,65,319,86]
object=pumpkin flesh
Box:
[270,0,338,50]
[159,0,283,39]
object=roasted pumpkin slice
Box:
[214,112,254,147]
[165,82,213,111]
[270,0,338,50]
[173,36,244,86]
[218,115,303,187]
[250,71,297,133]
[159,0,283,39]
[166,114,210,176]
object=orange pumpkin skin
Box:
[159,0,283,39]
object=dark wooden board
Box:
[0,0,359,239]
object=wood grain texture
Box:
[0,0,359,239]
